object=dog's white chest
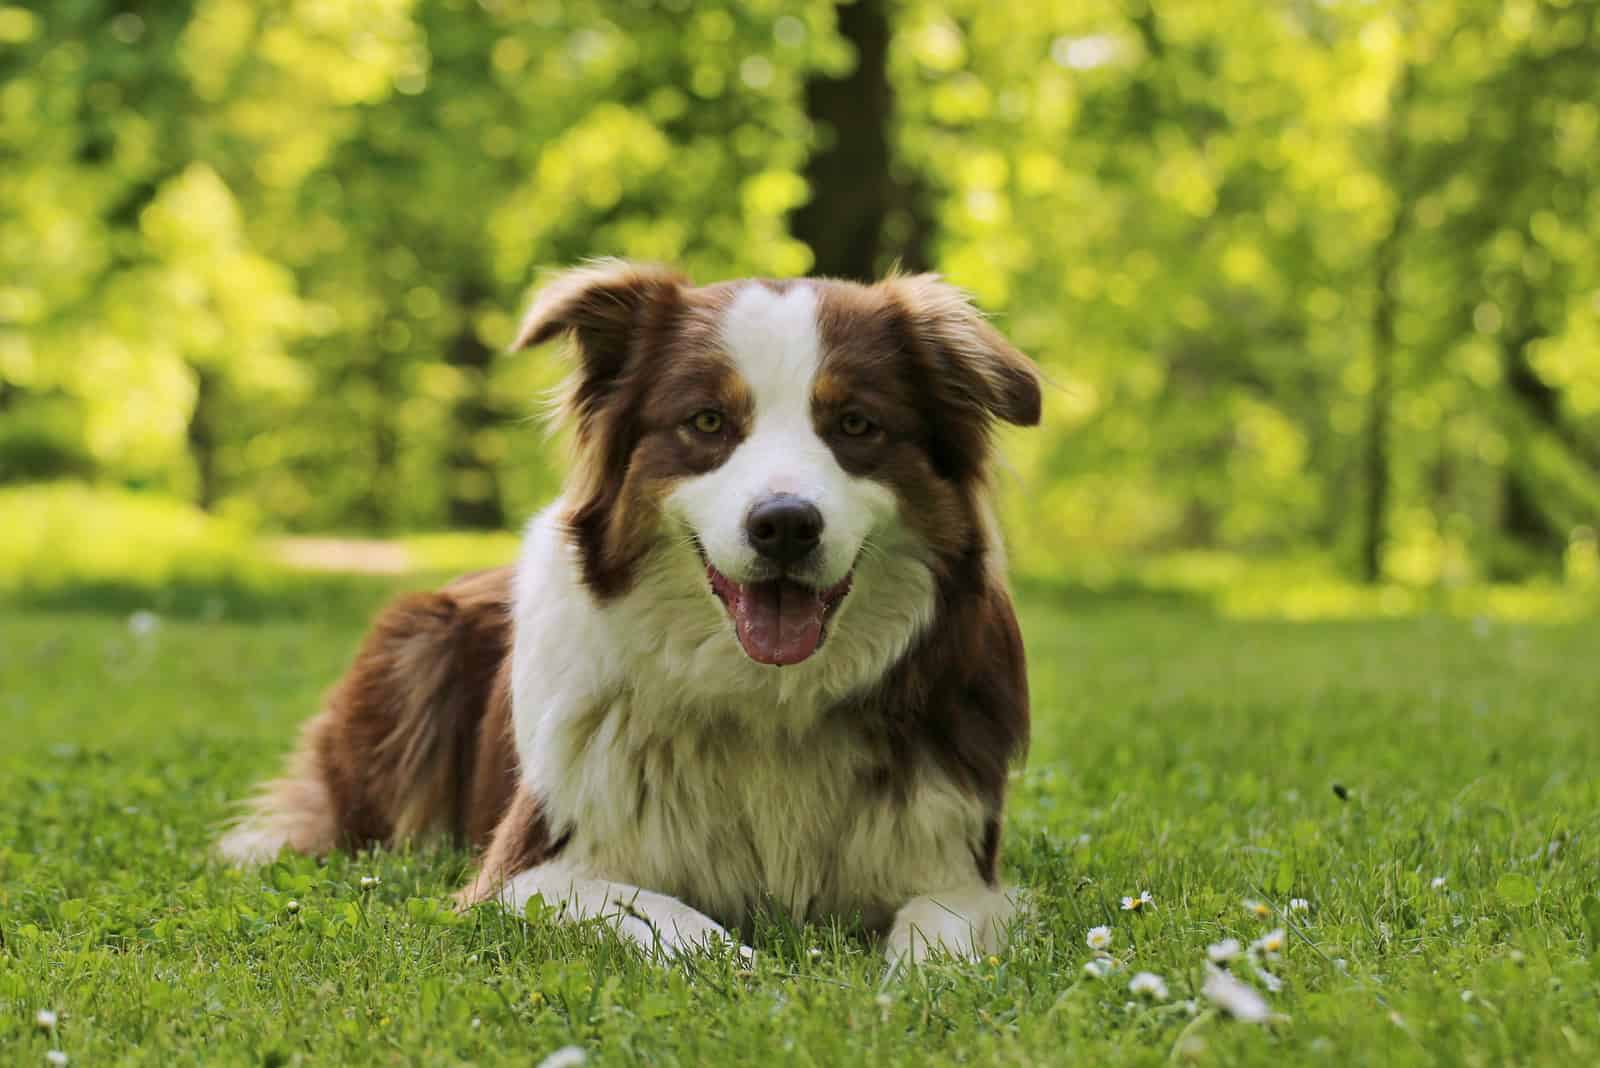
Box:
[537,698,985,931]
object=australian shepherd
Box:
[219,260,1041,967]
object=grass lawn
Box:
[3,575,1599,1066]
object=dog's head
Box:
[513,260,1040,669]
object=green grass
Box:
[4,575,1600,1066]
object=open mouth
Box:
[705,563,852,666]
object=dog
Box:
[219,261,1041,966]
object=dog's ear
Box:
[510,260,687,415]
[880,274,1042,429]
[510,261,686,598]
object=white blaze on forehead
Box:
[714,282,832,500]
[719,282,823,415]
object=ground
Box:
[3,572,1599,1066]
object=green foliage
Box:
[1,0,1596,580]
[4,588,1600,1064]
[0,481,258,597]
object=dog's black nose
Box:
[745,494,823,565]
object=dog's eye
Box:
[839,412,875,437]
[690,410,724,434]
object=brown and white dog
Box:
[219,261,1040,966]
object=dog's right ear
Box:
[509,259,688,394]
[511,261,689,599]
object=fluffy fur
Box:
[220,261,1041,968]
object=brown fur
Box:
[811,279,1036,883]
[219,567,527,862]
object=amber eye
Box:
[839,412,874,437]
[690,410,724,434]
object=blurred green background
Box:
[2,0,1597,611]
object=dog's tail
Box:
[216,566,519,865]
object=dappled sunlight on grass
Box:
[0,482,261,596]
[1021,550,1596,623]
[1215,579,1593,623]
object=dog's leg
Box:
[884,884,1017,968]
[498,863,753,963]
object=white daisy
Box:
[1083,957,1118,979]
[285,899,301,914]
[47,1053,70,1068]
[36,1009,58,1031]
[1430,876,1448,890]
[535,1047,588,1068]
[1129,972,1169,1001]
[1207,938,1242,963]
[1120,890,1154,911]
[1243,898,1272,919]
[1203,964,1270,1022]
[1251,928,1286,961]
[1086,925,1113,951]
[1289,897,1309,912]
[360,875,380,889]
[1253,965,1284,993]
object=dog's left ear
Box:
[880,274,1042,428]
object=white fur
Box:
[884,885,1017,967]
[498,863,752,962]
[506,284,1000,966]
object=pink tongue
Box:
[728,579,826,666]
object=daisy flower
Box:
[1207,938,1242,963]
[1120,890,1154,911]
[535,1047,588,1068]
[1253,965,1284,993]
[1128,972,1169,1001]
[1243,898,1272,919]
[1251,928,1287,961]
[360,875,381,889]
[1203,964,1270,1022]
[1083,957,1119,979]
[1086,925,1113,951]
[1430,876,1448,890]
[1289,897,1309,912]
[36,1009,58,1031]
[47,1054,70,1068]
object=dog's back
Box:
[218,566,518,863]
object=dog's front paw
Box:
[629,896,754,966]
[883,885,1018,972]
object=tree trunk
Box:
[444,281,506,530]
[187,365,218,510]
[1359,64,1416,585]
[792,0,917,281]
[1361,241,1396,584]
[1499,322,1566,560]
